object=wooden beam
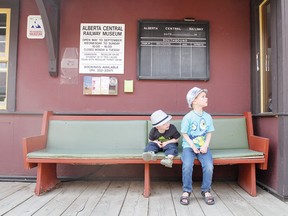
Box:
[35,0,60,77]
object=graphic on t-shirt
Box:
[199,118,207,131]
[190,135,205,148]
[191,121,198,130]
[158,136,170,143]
[189,118,208,148]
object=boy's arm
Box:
[182,133,200,154]
[149,139,162,148]
[148,129,161,147]
[200,132,212,154]
[160,125,181,147]
[161,138,179,147]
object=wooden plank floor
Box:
[0,181,287,216]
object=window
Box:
[0,9,10,110]
[0,0,19,112]
[259,0,272,113]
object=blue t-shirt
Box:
[181,110,215,149]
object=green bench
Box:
[23,111,269,197]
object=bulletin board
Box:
[138,20,210,80]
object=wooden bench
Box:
[23,111,269,197]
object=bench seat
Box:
[27,149,144,159]
[211,149,264,159]
[23,111,269,197]
[154,149,264,160]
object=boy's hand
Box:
[192,146,200,154]
[200,145,208,154]
[155,141,163,148]
[161,141,168,148]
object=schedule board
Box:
[138,20,209,80]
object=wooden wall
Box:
[1,0,251,181]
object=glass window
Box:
[0,9,10,109]
[259,0,272,113]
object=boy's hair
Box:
[186,87,208,108]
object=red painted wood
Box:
[35,163,60,196]
[143,163,151,198]
[23,111,269,197]
[238,163,257,197]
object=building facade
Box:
[0,0,287,199]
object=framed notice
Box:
[83,76,118,95]
[138,20,209,80]
[79,23,125,74]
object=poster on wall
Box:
[27,15,45,39]
[79,23,125,74]
[83,76,118,95]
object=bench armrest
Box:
[22,135,46,169]
[249,135,269,170]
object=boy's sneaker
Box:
[142,151,157,161]
[160,157,173,168]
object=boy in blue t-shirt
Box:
[180,87,215,206]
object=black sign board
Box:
[138,20,209,80]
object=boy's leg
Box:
[163,143,178,157]
[143,142,159,161]
[181,148,196,193]
[144,142,160,152]
[160,143,178,168]
[197,148,214,192]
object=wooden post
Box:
[143,163,151,197]
[35,163,59,195]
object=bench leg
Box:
[237,163,257,197]
[35,163,60,196]
[143,163,151,198]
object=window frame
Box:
[259,0,272,113]
[0,0,19,112]
[251,0,277,115]
[0,8,11,109]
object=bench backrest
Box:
[155,117,249,150]
[47,116,249,151]
[211,118,249,149]
[47,120,148,150]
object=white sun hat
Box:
[186,87,208,108]
[150,110,172,127]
